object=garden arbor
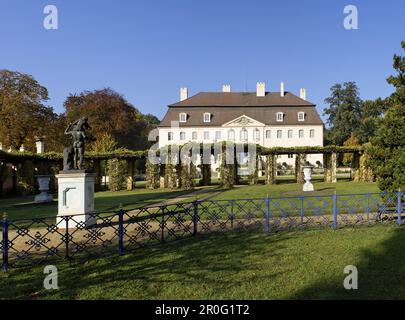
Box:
[0,145,373,196]
[260,146,370,185]
[146,144,372,189]
[0,149,146,196]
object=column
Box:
[295,153,307,184]
[126,159,135,191]
[265,154,276,185]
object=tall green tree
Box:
[0,70,62,151]
[323,82,363,145]
[64,88,159,150]
[368,41,405,192]
[355,98,389,144]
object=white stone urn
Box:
[303,166,314,192]
[34,175,53,203]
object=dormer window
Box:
[276,112,284,122]
[203,112,211,123]
[298,112,305,122]
[179,112,187,123]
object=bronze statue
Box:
[63,117,91,170]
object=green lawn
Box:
[2,224,405,299]
[213,179,380,200]
[0,187,209,221]
[0,180,380,221]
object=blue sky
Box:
[0,0,404,120]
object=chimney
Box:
[300,88,306,100]
[280,82,285,97]
[180,87,188,101]
[256,82,265,97]
[222,84,231,92]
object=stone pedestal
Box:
[56,171,96,228]
[34,175,53,203]
[303,166,314,192]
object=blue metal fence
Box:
[1,191,404,271]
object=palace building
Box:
[158,82,324,173]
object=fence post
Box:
[333,192,338,230]
[161,206,165,243]
[300,196,305,225]
[366,193,370,225]
[265,196,270,234]
[118,209,124,254]
[193,201,198,236]
[397,189,403,226]
[64,216,70,259]
[2,213,8,273]
[230,200,234,229]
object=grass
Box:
[0,179,380,221]
[0,187,214,221]
[2,223,405,299]
[213,179,380,200]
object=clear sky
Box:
[0,0,404,120]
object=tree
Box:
[0,70,61,151]
[323,82,363,145]
[342,134,360,166]
[64,88,157,150]
[142,113,160,127]
[90,133,118,153]
[368,41,405,192]
[355,98,389,144]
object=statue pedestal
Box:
[56,171,96,228]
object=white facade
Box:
[158,83,325,172]
[158,115,324,168]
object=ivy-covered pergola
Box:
[145,144,373,190]
[0,150,146,195]
[0,144,374,195]
[259,146,371,185]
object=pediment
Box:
[222,115,265,127]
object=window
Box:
[288,130,293,139]
[168,132,173,141]
[299,129,304,138]
[240,128,248,142]
[180,132,186,140]
[192,131,198,140]
[215,131,221,140]
[288,154,294,159]
[310,129,315,138]
[179,113,187,123]
[298,112,305,122]
[203,113,211,123]
[203,131,210,140]
[276,112,284,122]
[228,129,235,141]
[277,130,282,139]
[265,130,271,139]
[253,128,260,141]
[238,152,248,164]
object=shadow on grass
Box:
[0,230,294,300]
[96,189,192,210]
[291,226,405,299]
[2,188,216,221]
